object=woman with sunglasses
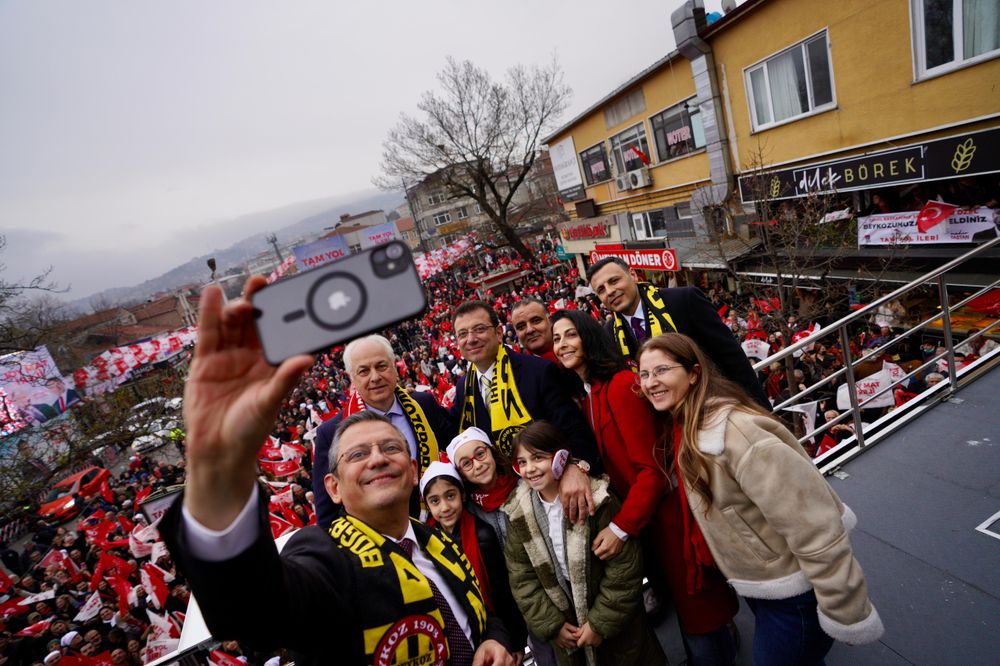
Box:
[637,333,883,664]
[550,310,739,665]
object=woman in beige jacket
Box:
[637,333,884,665]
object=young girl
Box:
[637,333,884,664]
[419,461,528,662]
[503,421,665,666]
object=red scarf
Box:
[469,473,517,513]
[673,420,717,595]
[429,512,494,611]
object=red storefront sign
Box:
[590,246,679,272]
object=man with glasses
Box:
[588,257,769,407]
[450,300,601,522]
[312,334,455,525]
[160,280,515,666]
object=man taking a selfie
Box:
[160,279,515,666]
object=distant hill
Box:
[66,189,404,312]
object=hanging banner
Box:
[741,339,771,359]
[363,222,399,249]
[292,235,350,271]
[0,347,78,435]
[858,206,999,245]
[550,137,587,202]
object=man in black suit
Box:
[160,279,514,666]
[588,257,770,408]
[311,334,454,526]
[449,300,601,522]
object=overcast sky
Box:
[0,0,714,301]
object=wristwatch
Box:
[568,457,591,474]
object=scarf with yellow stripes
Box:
[611,282,678,357]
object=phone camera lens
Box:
[386,243,404,260]
[374,250,387,263]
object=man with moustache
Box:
[311,334,455,525]
[510,298,557,364]
[160,278,514,666]
[588,257,769,407]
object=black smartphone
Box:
[252,241,427,365]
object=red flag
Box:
[269,486,294,509]
[74,590,103,623]
[140,562,174,610]
[915,200,959,233]
[268,513,297,539]
[89,651,115,666]
[277,503,304,529]
[259,458,301,478]
[209,650,246,666]
[0,595,29,620]
[631,145,651,166]
[135,485,153,504]
[106,575,132,615]
[100,476,114,503]
[16,616,52,636]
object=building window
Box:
[631,211,667,240]
[914,0,1000,77]
[473,203,482,214]
[745,30,835,130]
[349,243,362,253]
[610,124,651,174]
[433,212,452,226]
[650,99,706,162]
[579,143,611,185]
[666,204,697,238]
[456,206,468,220]
[427,193,447,205]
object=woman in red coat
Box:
[550,310,739,666]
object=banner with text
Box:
[589,247,679,272]
[858,206,999,245]
[549,137,586,202]
[292,235,350,271]
[363,222,399,249]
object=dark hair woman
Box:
[550,310,739,665]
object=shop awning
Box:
[666,237,761,269]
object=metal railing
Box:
[753,236,1000,474]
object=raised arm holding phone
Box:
[161,277,515,666]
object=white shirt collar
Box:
[631,300,646,323]
[477,361,497,382]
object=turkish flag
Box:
[16,617,51,636]
[269,513,297,539]
[209,650,247,666]
[915,200,959,233]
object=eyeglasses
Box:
[637,364,685,382]
[456,325,494,342]
[334,439,408,469]
[456,445,490,472]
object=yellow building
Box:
[545,0,1000,281]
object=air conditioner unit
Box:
[628,167,652,189]
[615,174,631,191]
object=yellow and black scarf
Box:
[327,515,487,665]
[611,282,678,357]
[344,385,441,477]
[459,345,532,460]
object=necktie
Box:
[479,374,493,406]
[630,316,648,343]
[399,538,475,666]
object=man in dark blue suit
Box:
[312,335,455,525]
[588,257,770,408]
[448,300,601,522]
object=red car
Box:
[38,466,110,522]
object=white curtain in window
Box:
[964,0,1000,58]
[768,49,805,121]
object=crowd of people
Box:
[12,233,979,665]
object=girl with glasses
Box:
[550,310,739,665]
[638,333,883,664]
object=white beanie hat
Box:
[419,461,462,496]
[445,427,491,464]
[60,631,79,647]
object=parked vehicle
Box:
[38,466,110,522]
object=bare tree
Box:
[377,57,571,260]
[0,235,66,357]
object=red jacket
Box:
[584,371,668,536]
